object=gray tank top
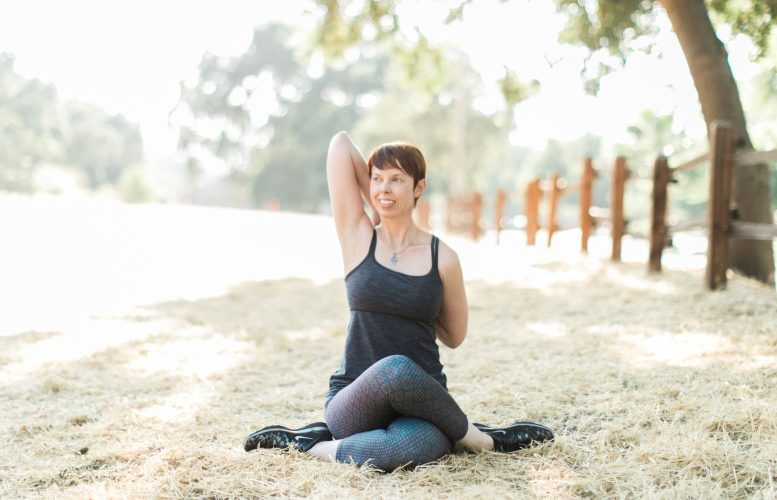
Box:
[327,229,446,399]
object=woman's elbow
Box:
[330,131,350,147]
[443,332,466,349]
[447,339,464,349]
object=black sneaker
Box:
[473,421,554,452]
[244,422,332,453]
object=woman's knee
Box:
[373,354,424,384]
[376,354,415,368]
[336,418,452,472]
[384,417,452,469]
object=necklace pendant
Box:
[390,254,398,266]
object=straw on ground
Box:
[1,194,775,498]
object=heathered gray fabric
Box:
[327,229,445,400]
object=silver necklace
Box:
[390,240,411,266]
[384,229,415,266]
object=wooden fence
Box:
[516,157,630,260]
[444,193,483,240]
[425,121,775,290]
[649,121,777,289]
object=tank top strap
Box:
[369,228,378,257]
[431,235,440,271]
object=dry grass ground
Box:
[1,194,776,499]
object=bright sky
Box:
[1,0,761,165]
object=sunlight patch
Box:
[620,331,733,367]
[1,318,168,380]
[604,266,677,294]
[126,335,251,378]
[280,327,330,342]
[527,321,568,338]
[529,461,575,498]
[134,385,214,423]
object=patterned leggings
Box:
[323,355,470,472]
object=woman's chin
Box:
[377,209,410,220]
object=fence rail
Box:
[672,152,709,173]
[733,149,777,168]
[650,120,777,289]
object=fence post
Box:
[546,173,561,247]
[495,189,506,244]
[525,178,542,246]
[611,156,628,261]
[580,158,595,253]
[471,192,483,241]
[648,156,670,272]
[706,121,734,290]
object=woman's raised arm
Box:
[326,131,375,247]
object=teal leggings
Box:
[323,355,469,472]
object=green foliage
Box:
[557,0,777,56]
[554,0,776,233]
[175,22,514,212]
[175,24,388,211]
[176,24,302,166]
[741,39,777,207]
[393,33,448,95]
[556,0,657,55]
[64,102,144,188]
[0,54,64,191]
[0,53,143,193]
[555,1,661,94]
[708,0,777,56]
[555,0,777,94]
[314,0,400,58]
[743,35,777,153]
[313,0,538,106]
[622,110,707,230]
[354,52,509,197]
[117,167,152,203]
[250,55,387,211]
[499,69,539,108]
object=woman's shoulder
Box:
[428,233,461,272]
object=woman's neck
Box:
[378,218,418,249]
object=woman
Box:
[244,132,553,471]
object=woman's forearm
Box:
[340,133,375,216]
[435,319,457,348]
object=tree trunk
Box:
[660,0,775,285]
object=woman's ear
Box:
[414,179,426,198]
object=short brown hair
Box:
[367,143,426,206]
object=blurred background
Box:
[1,0,776,232]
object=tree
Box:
[0,54,64,191]
[63,101,143,188]
[173,24,390,210]
[174,23,508,212]
[315,0,776,285]
[250,55,388,211]
[353,50,509,197]
[558,0,775,284]
[0,53,144,192]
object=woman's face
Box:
[370,166,425,218]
